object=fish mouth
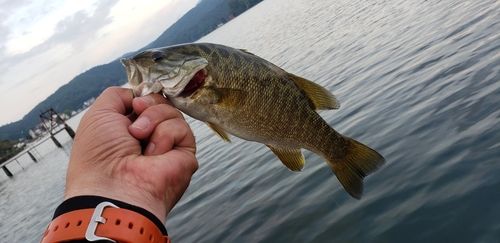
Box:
[129,67,207,98]
[179,68,207,97]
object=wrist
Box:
[53,195,168,236]
[65,176,168,222]
[42,195,170,243]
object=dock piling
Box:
[51,136,63,148]
[27,151,38,163]
[64,124,75,138]
[2,166,13,177]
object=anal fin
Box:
[267,145,305,171]
[206,122,231,142]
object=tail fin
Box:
[328,137,385,199]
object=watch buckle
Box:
[85,201,119,242]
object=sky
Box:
[0,0,199,126]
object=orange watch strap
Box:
[41,203,171,243]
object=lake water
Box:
[1,0,499,242]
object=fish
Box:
[121,43,385,199]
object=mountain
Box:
[0,0,263,140]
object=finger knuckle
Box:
[187,157,199,174]
[191,157,199,172]
[157,124,174,138]
[159,104,183,119]
[145,104,181,123]
[180,152,198,174]
[157,118,186,136]
[102,86,120,95]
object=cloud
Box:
[1,0,68,55]
[0,0,30,13]
[0,0,24,54]
[1,0,117,61]
[49,0,118,48]
[0,23,8,54]
[0,0,117,84]
[0,0,198,125]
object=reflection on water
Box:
[1,0,499,242]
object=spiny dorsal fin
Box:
[239,49,256,56]
[206,122,231,142]
[287,73,340,110]
[267,145,305,171]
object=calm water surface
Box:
[1,0,499,242]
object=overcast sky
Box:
[0,0,198,125]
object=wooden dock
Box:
[1,108,76,178]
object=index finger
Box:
[92,87,135,114]
[132,93,171,115]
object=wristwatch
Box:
[41,201,171,243]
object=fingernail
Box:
[145,142,156,155]
[131,117,150,130]
[138,95,154,105]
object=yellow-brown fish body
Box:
[122,43,385,199]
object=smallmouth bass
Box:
[121,43,385,199]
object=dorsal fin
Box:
[287,73,339,110]
[239,49,256,56]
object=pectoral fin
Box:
[267,145,305,171]
[216,88,247,107]
[193,87,221,104]
[287,73,339,110]
[196,87,246,107]
[205,122,231,142]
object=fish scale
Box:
[122,43,385,199]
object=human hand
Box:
[64,87,198,221]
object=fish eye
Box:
[152,52,164,62]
